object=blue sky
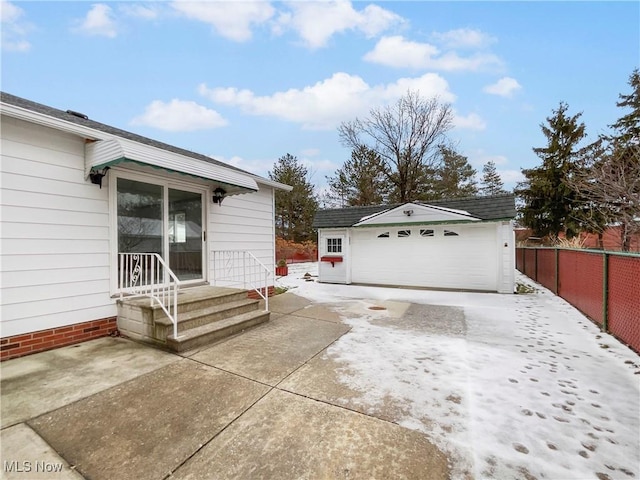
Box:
[2,1,638,196]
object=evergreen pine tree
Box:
[431,146,478,199]
[515,102,587,239]
[326,145,389,207]
[480,161,506,196]
[268,153,318,242]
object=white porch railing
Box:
[211,250,271,311]
[119,253,181,339]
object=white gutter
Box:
[252,175,293,192]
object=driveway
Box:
[1,263,638,480]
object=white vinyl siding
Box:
[318,229,348,284]
[1,116,115,337]
[498,221,516,294]
[208,187,276,278]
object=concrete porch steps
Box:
[166,310,270,353]
[116,285,270,353]
[154,298,261,336]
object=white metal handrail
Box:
[211,250,271,311]
[119,253,181,339]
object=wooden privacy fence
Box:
[516,247,640,354]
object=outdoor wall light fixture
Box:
[403,209,414,216]
[212,187,227,206]
[89,166,110,188]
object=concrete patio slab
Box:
[370,303,467,337]
[279,303,469,428]
[191,314,350,385]
[341,299,412,320]
[171,389,450,480]
[0,424,83,480]
[288,303,344,323]
[28,360,269,480]
[0,337,178,428]
[279,347,411,424]
[264,291,311,315]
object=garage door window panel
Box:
[398,230,411,238]
[420,229,435,237]
[444,229,459,237]
[378,232,390,238]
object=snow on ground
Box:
[277,263,640,480]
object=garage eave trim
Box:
[353,202,481,227]
[352,218,499,228]
[85,138,258,194]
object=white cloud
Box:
[131,99,228,131]
[0,0,21,23]
[499,169,525,184]
[276,1,404,49]
[302,157,340,173]
[483,77,522,98]
[1,0,32,52]
[364,36,439,69]
[364,36,503,72]
[453,112,486,131]
[198,72,454,130]
[72,3,118,38]
[432,28,496,50]
[171,1,274,42]
[120,4,161,20]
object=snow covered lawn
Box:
[277,262,640,480]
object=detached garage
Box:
[313,194,517,294]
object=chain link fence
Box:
[516,247,639,354]
[608,255,640,352]
[536,249,557,293]
[559,250,605,325]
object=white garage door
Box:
[351,223,498,291]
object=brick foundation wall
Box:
[247,285,276,299]
[1,317,118,361]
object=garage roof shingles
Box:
[313,194,517,228]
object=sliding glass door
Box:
[168,188,203,280]
[117,177,204,283]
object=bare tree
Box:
[338,90,453,203]
[570,141,639,251]
[567,69,640,251]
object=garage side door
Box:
[350,224,498,291]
